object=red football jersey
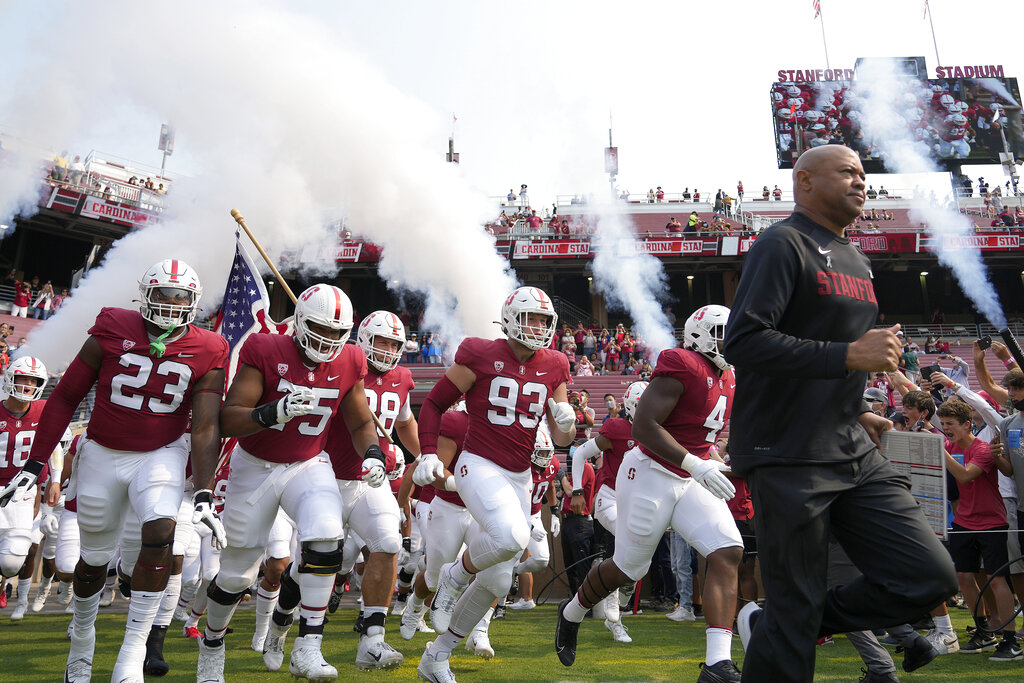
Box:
[530,459,557,515]
[211,454,231,514]
[326,364,414,480]
[457,338,570,473]
[85,308,229,452]
[0,400,45,486]
[596,417,635,492]
[638,348,734,479]
[560,459,595,515]
[236,335,366,464]
[434,410,469,508]
[63,433,82,514]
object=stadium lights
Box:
[687,275,695,280]
[920,271,929,276]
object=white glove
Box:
[361,458,386,488]
[530,523,546,543]
[683,455,735,500]
[0,465,40,508]
[192,489,227,550]
[400,508,408,527]
[276,387,316,423]
[413,453,445,486]
[547,398,576,433]
[549,515,561,538]
[40,506,59,536]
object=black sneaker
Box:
[692,603,704,619]
[493,605,506,621]
[896,633,938,672]
[696,660,742,683]
[989,638,1023,662]
[327,586,344,614]
[508,574,519,597]
[142,625,170,676]
[961,631,997,653]
[555,599,580,667]
[858,668,899,683]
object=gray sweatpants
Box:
[828,541,897,676]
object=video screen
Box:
[772,77,1024,172]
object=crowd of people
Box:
[3,271,68,321]
[48,151,168,207]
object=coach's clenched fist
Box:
[846,324,903,372]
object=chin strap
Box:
[149,323,178,357]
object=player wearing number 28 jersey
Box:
[555,305,745,683]
[414,286,575,683]
[198,283,382,683]
[0,260,229,683]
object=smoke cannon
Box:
[999,328,1024,371]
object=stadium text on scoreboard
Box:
[935,65,1005,79]
[777,68,854,82]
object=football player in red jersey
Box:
[414,286,576,683]
[0,357,50,619]
[197,284,381,683]
[323,310,417,670]
[556,305,745,683]
[0,260,229,683]
[508,429,559,612]
[567,380,648,642]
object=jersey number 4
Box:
[703,395,728,443]
[486,377,547,428]
[110,353,193,413]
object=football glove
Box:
[413,452,445,486]
[278,387,316,423]
[397,537,413,568]
[530,523,546,543]
[0,460,44,508]
[361,458,386,488]
[547,398,576,433]
[40,505,59,536]
[549,515,561,538]
[682,454,735,500]
[192,489,227,549]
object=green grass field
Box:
[2,603,1024,682]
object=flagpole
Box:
[925,2,941,70]
[229,209,394,444]
[817,2,831,71]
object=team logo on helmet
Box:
[494,361,504,372]
[278,363,289,376]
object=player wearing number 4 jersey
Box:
[0,259,229,683]
[197,284,383,683]
[414,286,575,683]
[555,305,745,683]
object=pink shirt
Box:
[952,438,1006,530]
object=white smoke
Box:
[0,2,515,368]
[590,208,676,358]
[852,61,1007,328]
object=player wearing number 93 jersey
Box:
[0,259,230,683]
[414,286,574,683]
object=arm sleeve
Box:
[723,231,849,378]
[417,375,462,455]
[28,356,98,466]
[572,438,601,486]
[954,385,1002,430]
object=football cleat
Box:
[417,641,457,683]
[183,625,201,639]
[327,585,344,614]
[605,619,632,643]
[0,582,9,609]
[466,629,494,660]
[924,627,959,654]
[492,605,506,620]
[289,634,338,681]
[64,658,93,683]
[667,604,696,622]
[196,638,225,683]
[429,562,468,634]
[172,606,189,622]
[142,625,170,676]
[508,598,535,610]
[57,581,73,605]
[696,659,742,683]
[401,603,425,640]
[99,586,115,608]
[356,633,404,670]
[11,601,27,621]
[32,581,52,612]
[555,598,580,667]
[262,618,291,672]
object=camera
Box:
[977,335,992,351]
[921,364,941,381]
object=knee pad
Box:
[519,556,548,575]
[299,541,344,576]
[476,562,516,599]
[398,568,415,585]
[367,532,401,556]
[490,521,531,562]
[74,563,107,585]
[81,549,116,569]
[207,580,247,607]
[0,553,25,578]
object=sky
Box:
[3,0,1021,208]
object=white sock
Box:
[37,575,54,595]
[16,581,30,607]
[474,607,493,633]
[705,626,733,665]
[563,594,588,623]
[409,593,425,611]
[934,614,954,636]
[446,581,498,648]
[69,590,100,664]
[604,590,620,622]
[153,573,182,627]
[448,558,473,586]
[297,572,332,629]
[254,584,280,635]
[116,590,163,668]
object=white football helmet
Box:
[387,446,406,482]
[623,381,649,421]
[951,113,968,126]
[294,284,353,364]
[531,429,554,469]
[138,259,202,329]
[3,356,47,402]
[939,93,955,108]
[501,286,557,351]
[357,310,406,373]
[772,91,783,103]
[787,85,800,97]
[682,305,731,371]
[60,427,74,453]
[804,110,822,124]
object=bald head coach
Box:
[724,146,957,682]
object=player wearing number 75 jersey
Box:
[555,305,746,683]
[197,283,383,683]
[414,286,575,683]
[0,259,229,683]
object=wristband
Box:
[252,402,278,429]
[1006,359,1015,367]
[22,459,45,478]
[549,505,559,516]
[363,444,386,465]
[193,489,214,505]
[444,475,456,491]
[402,537,412,552]
[572,488,584,497]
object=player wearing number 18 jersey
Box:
[198,284,382,683]
[0,260,229,683]
[556,306,745,683]
[414,286,575,683]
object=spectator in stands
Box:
[129,176,139,186]
[899,338,920,383]
[507,189,516,203]
[938,353,970,398]
[51,150,68,182]
[962,176,974,197]
[562,339,577,374]
[573,322,586,346]
[762,185,770,200]
[404,333,419,364]
[560,219,571,237]
[866,185,877,199]
[103,186,114,200]
[576,354,594,377]
[693,189,700,202]
[714,190,724,215]
[932,309,945,325]
[157,183,166,194]
[601,393,621,423]
[684,212,699,234]
[605,341,620,373]
[925,336,937,354]
[527,209,543,236]
[9,279,31,317]
[656,187,665,203]
[427,333,442,364]
[0,322,10,342]
[724,194,734,217]
[936,336,950,353]
[682,188,691,200]
[32,282,53,320]
[639,360,653,381]
[0,341,8,371]
[772,185,782,201]
[737,181,744,201]
[619,332,634,359]
[665,216,682,235]
[878,186,889,197]
[519,184,529,208]
[647,189,655,204]
[69,156,85,185]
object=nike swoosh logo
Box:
[178,353,194,358]
[370,652,382,661]
[536,371,547,376]
[328,375,340,381]
[392,382,401,387]
[30,422,39,426]
[818,246,832,254]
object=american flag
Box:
[813,0,820,18]
[214,234,291,379]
